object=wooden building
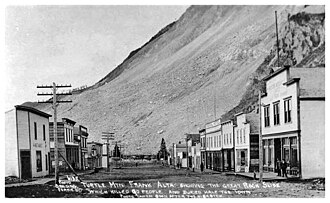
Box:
[49,118,79,172]
[5,105,51,179]
[261,66,325,178]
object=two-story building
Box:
[172,142,187,168]
[205,119,222,171]
[234,112,259,173]
[199,129,206,168]
[186,133,200,170]
[5,105,51,179]
[73,125,89,170]
[261,66,325,178]
[49,118,79,172]
[221,120,235,171]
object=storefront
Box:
[263,135,298,174]
[223,149,234,171]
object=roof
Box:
[262,66,288,81]
[290,67,325,98]
[175,143,186,148]
[15,105,52,118]
[62,118,76,125]
[73,125,88,136]
[87,141,103,146]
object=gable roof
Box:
[15,105,52,118]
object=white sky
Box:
[4,5,188,111]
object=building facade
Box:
[261,66,325,178]
[50,118,79,172]
[205,119,222,171]
[173,142,187,168]
[186,134,200,170]
[87,141,103,168]
[5,105,51,179]
[73,125,89,170]
[199,129,206,168]
[221,120,235,171]
[234,112,259,173]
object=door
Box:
[274,138,281,173]
[20,151,31,179]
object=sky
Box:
[4,5,188,111]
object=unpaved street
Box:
[5,163,325,198]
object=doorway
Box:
[274,138,281,173]
[20,150,31,179]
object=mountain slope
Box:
[34,5,325,154]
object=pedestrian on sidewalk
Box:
[281,159,288,178]
[276,158,281,176]
[200,162,204,173]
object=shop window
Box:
[264,105,270,127]
[243,128,246,143]
[241,151,246,166]
[263,147,267,165]
[36,151,42,172]
[284,148,290,162]
[291,148,298,167]
[273,102,280,125]
[284,99,292,123]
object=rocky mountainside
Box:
[33,5,325,154]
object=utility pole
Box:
[275,11,280,67]
[37,83,72,184]
[213,84,217,120]
[102,132,114,172]
[258,90,263,182]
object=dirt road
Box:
[5,164,325,198]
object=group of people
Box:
[276,158,288,178]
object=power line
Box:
[37,82,72,185]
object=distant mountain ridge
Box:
[30,5,325,154]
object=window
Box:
[273,102,280,125]
[45,154,48,170]
[229,133,231,144]
[43,125,46,141]
[264,105,270,127]
[243,128,246,143]
[65,128,68,142]
[34,122,37,140]
[240,129,242,144]
[236,130,239,144]
[36,151,42,172]
[284,99,292,123]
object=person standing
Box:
[200,162,204,173]
[281,159,288,178]
[276,158,281,176]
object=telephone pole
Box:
[37,83,72,184]
[102,132,114,172]
[275,11,280,67]
[258,90,263,182]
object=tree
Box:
[158,138,168,160]
[113,143,121,158]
